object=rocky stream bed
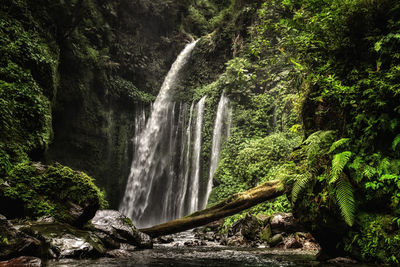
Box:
[0,210,377,267]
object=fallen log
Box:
[140,179,285,237]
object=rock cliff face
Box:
[45,0,191,208]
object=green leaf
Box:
[335,176,355,227]
[330,151,352,184]
[291,172,313,203]
[328,138,350,154]
[393,134,400,151]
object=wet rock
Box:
[270,213,299,234]
[259,224,272,242]
[229,214,262,241]
[202,219,225,232]
[156,235,174,244]
[67,201,99,228]
[183,240,206,247]
[0,256,41,267]
[226,236,247,247]
[269,234,283,247]
[135,231,153,249]
[0,215,42,260]
[284,236,302,249]
[256,214,270,225]
[20,222,106,259]
[36,216,55,223]
[105,249,133,258]
[91,210,153,249]
[326,257,357,264]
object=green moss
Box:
[1,162,107,223]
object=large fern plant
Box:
[291,132,356,226]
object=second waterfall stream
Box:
[120,41,231,228]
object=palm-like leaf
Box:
[330,151,352,184]
[393,134,400,152]
[328,138,350,154]
[291,172,313,203]
[335,176,355,227]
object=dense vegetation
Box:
[1,0,400,264]
[182,0,400,263]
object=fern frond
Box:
[335,176,355,227]
[330,151,352,184]
[328,138,350,154]
[393,134,400,152]
[377,157,390,176]
[291,172,313,203]
[363,165,377,179]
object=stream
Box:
[45,231,375,267]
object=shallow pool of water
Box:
[45,246,376,267]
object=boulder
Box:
[269,234,283,247]
[91,210,153,249]
[228,214,263,241]
[19,222,106,259]
[0,163,104,228]
[0,215,42,260]
[270,213,299,234]
[0,256,41,267]
[259,224,272,242]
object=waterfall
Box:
[177,102,194,217]
[188,95,207,212]
[120,41,198,228]
[203,92,231,208]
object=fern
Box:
[377,157,390,176]
[330,151,352,184]
[291,172,313,203]
[363,165,377,179]
[335,176,355,227]
[348,156,365,183]
[328,138,350,154]
[393,134,400,152]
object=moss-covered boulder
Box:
[0,162,107,227]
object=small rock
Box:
[184,240,194,246]
[269,234,283,247]
[0,256,41,267]
[36,216,55,223]
[327,257,357,264]
[284,236,302,249]
[106,249,133,258]
[157,235,174,244]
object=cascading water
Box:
[202,92,232,208]
[120,41,198,228]
[188,95,207,212]
[177,102,194,217]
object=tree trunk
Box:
[140,179,285,237]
